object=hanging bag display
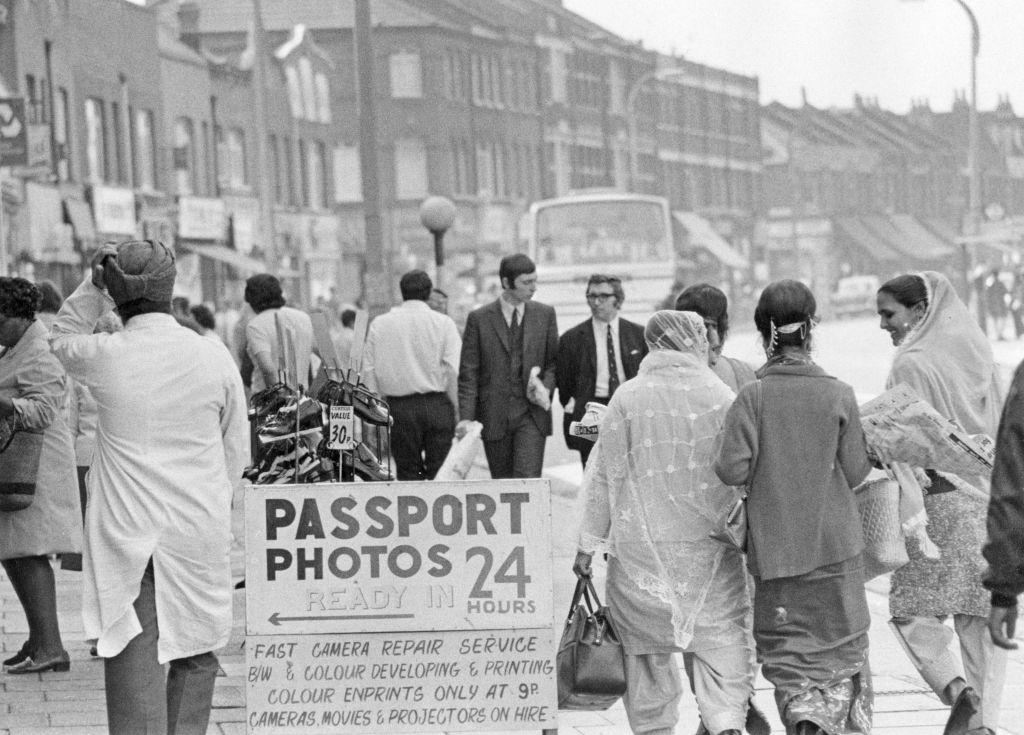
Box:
[556,575,627,711]
[710,380,763,552]
[0,425,43,511]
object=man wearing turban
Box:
[49,240,249,734]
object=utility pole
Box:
[354,0,389,316]
[251,0,278,275]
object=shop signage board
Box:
[178,195,226,240]
[244,480,556,734]
[0,97,27,167]
[91,185,136,236]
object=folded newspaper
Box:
[859,383,994,476]
[568,401,607,442]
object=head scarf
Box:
[888,270,1001,437]
[644,309,709,359]
[102,240,176,307]
[577,309,746,650]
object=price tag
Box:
[327,404,354,450]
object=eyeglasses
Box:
[586,293,616,303]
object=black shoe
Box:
[745,698,772,735]
[3,641,32,667]
[250,383,293,418]
[342,441,393,481]
[258,398,323,443]
[317,379,392,426]
[7,650,70,674]
[794,722,824,735]
[943,686,981,735]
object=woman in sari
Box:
[715,280,872,735]
[877,272,1006,735]
[574,310,754,735]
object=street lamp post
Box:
[625,67,687,193]
[419,195,457,292]
[955,0,981,239]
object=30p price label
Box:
[327,405,354,450]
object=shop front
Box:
[24,182,79,293]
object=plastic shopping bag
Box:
[435,421,483,481]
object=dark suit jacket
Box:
[556,316,647,452]
[458,298,559,441]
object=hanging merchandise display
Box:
[243,311,395,485]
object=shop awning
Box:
[672,211,748,269]
[179,243,267,274]
[833,217,901,263]
[888,214,955,260]
[63,198,96,241]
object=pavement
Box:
[2,325,1024,734]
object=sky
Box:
[563,0,1024,114]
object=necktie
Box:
[510,307,519,334]
[607,324,620,395]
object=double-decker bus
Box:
[522,191,675,328]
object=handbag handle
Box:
[565,576,610,644]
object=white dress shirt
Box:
[362,300,462,397]
[499,295,525,328]
[592,316,627,398]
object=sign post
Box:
[243,479,557,734]
[0,98,27,168]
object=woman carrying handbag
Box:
[574,311,754,735]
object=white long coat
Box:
[50,280,248,662]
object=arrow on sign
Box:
[0,104,21,139]
[268,612,416,626]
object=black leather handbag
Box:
[556,575,627,711]
[0,428,43,512]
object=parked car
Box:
[831,275,880,318]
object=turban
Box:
[102,240,176,306]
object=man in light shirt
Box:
[362,270,461,481]
[49,240,248,735]
[244,274,314,393]
[556,274,647,467]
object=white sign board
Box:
[245,629,556,733]
[91,185,136,236]
[178,195,226,240]
[243,480,556,734]
[244,481,553,635]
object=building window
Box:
[269,133,282,204]
[227,128,247,188]
[299,57,317,121]
[215,126,229,190]
[55,87,72,182]
[333,144,362,203]
[452,139,469,195]
[111,101,126,185]
[298,139,310,206]
[390,50,423,99]
[133,108,156,190]
[284,136,296,205]
[84,97,107,184]
[173,117,196,196]
[285,66,303,119]
[476,142,494,196]
[314,72,331,123]
[305,139,325,209]
[394,138,428,199]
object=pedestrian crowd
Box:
[1,240,1023,735]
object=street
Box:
[3,316,1024,734]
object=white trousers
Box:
[623,646,752,735]
[890,614,1007,729]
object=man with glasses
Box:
[556,274,647,467]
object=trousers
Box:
[482,407,546,478]
[622,652,682,735]
[890,614,1007,729]
[104,561,220,735]
[387,392,455,481]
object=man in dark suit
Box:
[457,254,558,478]
[556,274,647,467]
